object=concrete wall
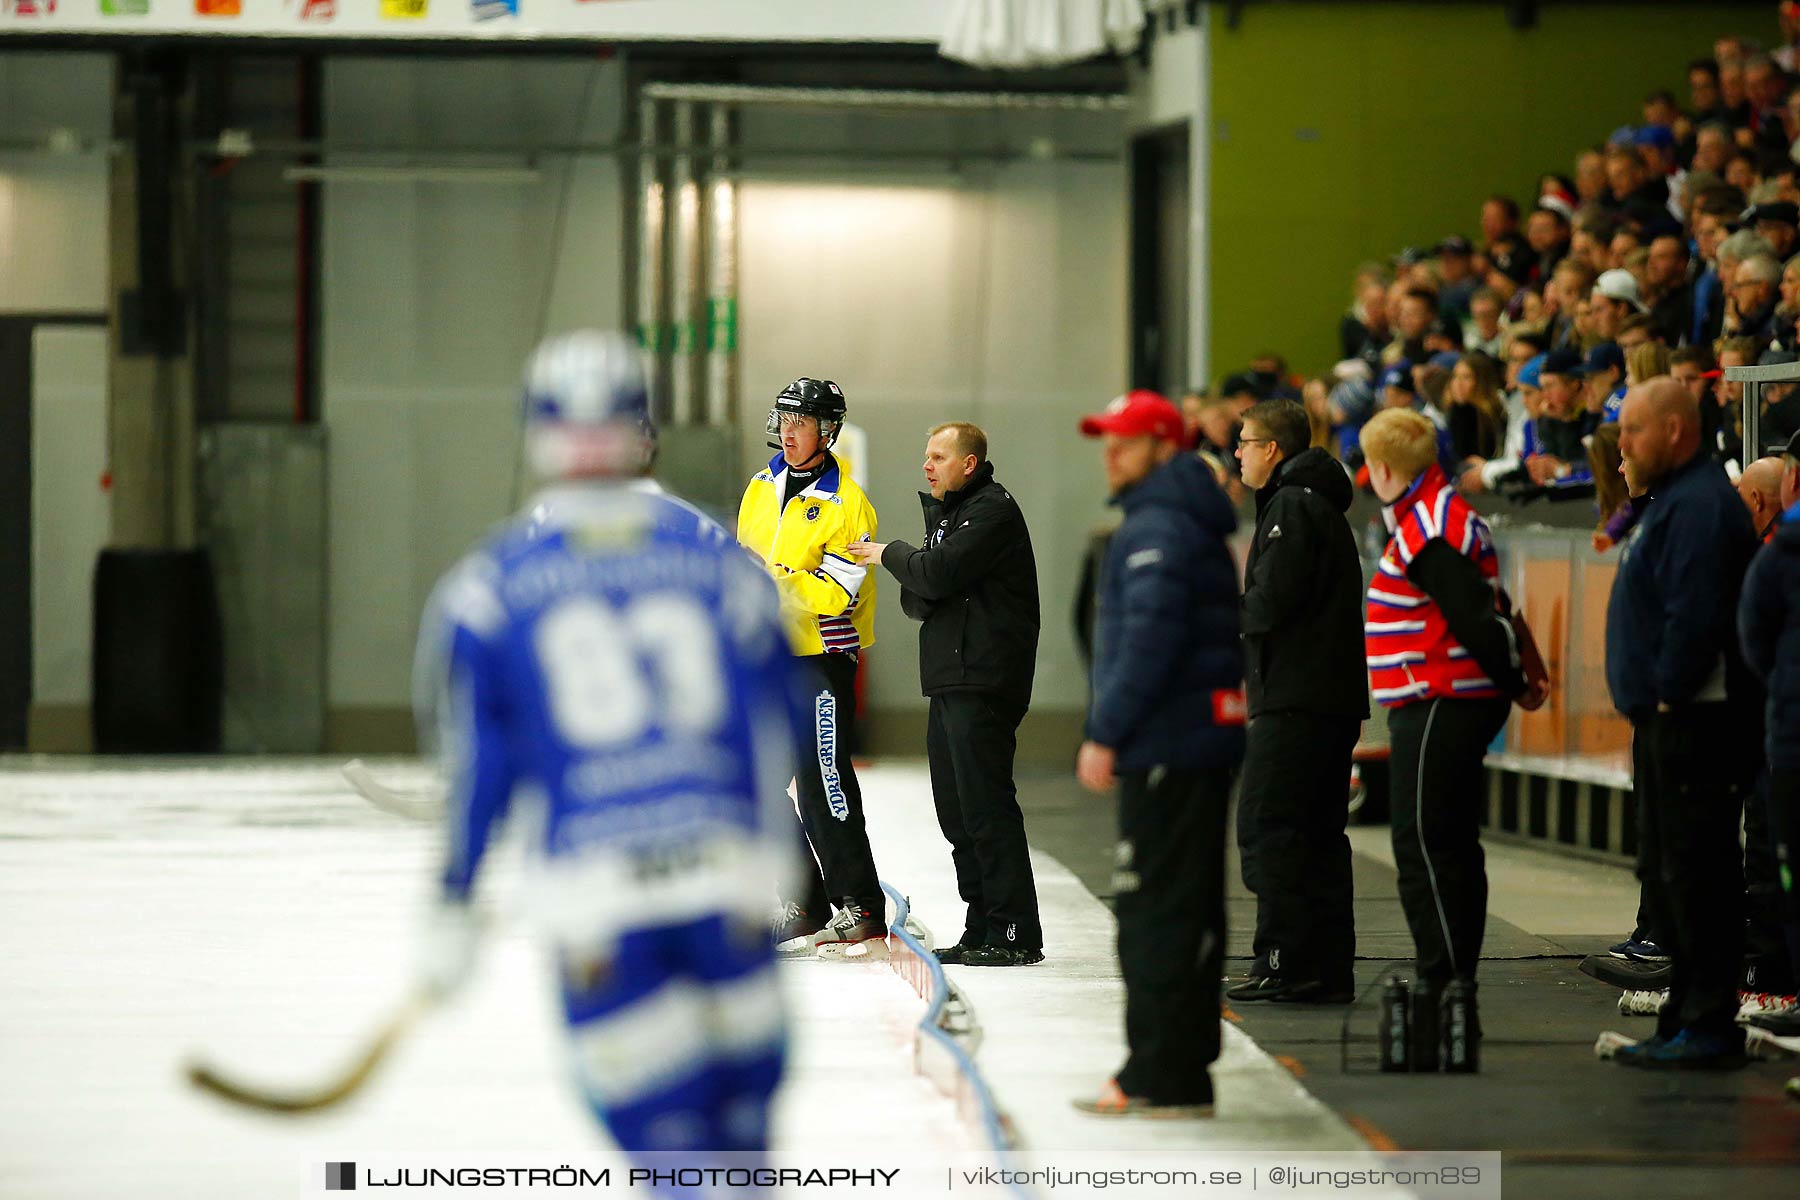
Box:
[318,54,625,746]
[1203,1,1775,379]
[735,159,1128,752]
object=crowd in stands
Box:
[1183,19,1800,546]
[1179,11,1800,1088]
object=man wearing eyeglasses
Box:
[1228,398,1368,1005]
[1729,255,1783,345]
[737,377,886,960]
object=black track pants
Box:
[926,691,1043,952]
[791,652,882,915]
[1387,697,1510,988]
[1633,708,1747,1040]
[1114,765,1230,1105]
[1237,711,1359,989]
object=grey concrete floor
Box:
[1014,767,1800,1199]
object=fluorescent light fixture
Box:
[281,165,543,185]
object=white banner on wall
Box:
[0,0,953,41]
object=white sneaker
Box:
[1737,991,1798,1025]
[1618,988,1669,1016]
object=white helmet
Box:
[521,330,655,479]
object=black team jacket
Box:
[1242,448,1371,721]
[880,462,1041,711]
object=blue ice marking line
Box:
[879,882,1037,1200]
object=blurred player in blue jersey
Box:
[413,330,804,1163]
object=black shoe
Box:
[1224,976,1275,1002]
[1580,952,1672,991]
[935,942,978,965]
[1227,976,1340,1003]
[960,945,1044,967]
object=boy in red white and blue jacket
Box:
[1361,407,1532,1065]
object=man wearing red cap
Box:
[1071,389,1247,1118]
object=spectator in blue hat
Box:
[1634,125,1687,223]
[1582,342,1629,422]
[1378,361,1418,410]
[1368,360,1455,478]
[1524,349,1597,489]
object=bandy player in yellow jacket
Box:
[738,378,885,958]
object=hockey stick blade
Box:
[186,991,433,1115]
[342,759,442,821]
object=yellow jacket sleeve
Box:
[772,500,875,618]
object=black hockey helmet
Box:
[766,377,847,448]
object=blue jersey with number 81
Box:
[417,480,804,946]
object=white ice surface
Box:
[2,758,1402,1200]
[0,760,971,1199]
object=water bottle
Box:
[1440,980,1479,1074]
[1378,976,1410,1072]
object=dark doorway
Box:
[1129,125,1191,398]
[0,320,35,749]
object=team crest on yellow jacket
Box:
[806,505,821,522]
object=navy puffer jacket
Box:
[1740,502,1800,769]
[1085,452,1247,771]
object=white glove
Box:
[417,900,482,1002]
